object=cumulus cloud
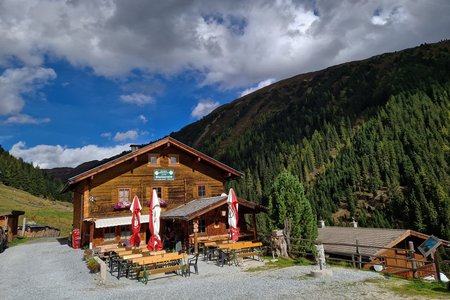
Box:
[113,130,139,142]
[119,93,154,105]
[9,141,131,168]
[240,78,276,97]
[0,67,56,115]
[191,99,220,119]
[3,114,50,124]
[0,1,448,88]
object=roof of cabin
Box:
[64,136,242,190]
[161,195,268,221]
[317,226,449,257]
[0,210,25,217]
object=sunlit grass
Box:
[246,256,315,272]
[0,184,72,236]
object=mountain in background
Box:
[171,40,450,240]
[41,40,450,240]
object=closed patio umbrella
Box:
[129,195,142,247]
[147,189,163,251]
[227,188,240,242]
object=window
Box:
[197,185,206,198]
[153,187,162,199]
[199,219,206,233]
[104,227,115,241]
[120,225,130,239]
[118,188,130,207]
[169,154,179,165]
[148,154,159,166]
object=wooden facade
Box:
[0,210,25,242]
[65,137,265,249]
[318,226,449,279]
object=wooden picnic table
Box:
[217,242,264,266]
[132,252,189,284]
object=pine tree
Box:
[269,170,318,254]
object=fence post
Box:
[356,239,362,269]
[432,251,441,282]
[408,241,417,278]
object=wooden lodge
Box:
[64,137,267,249]
[318,225,450,279]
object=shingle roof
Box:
[161,196,227,221]
[317,226,409,257]
[160,195,267,221]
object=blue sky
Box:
[1,0,449,168]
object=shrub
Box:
[86,257,100,273]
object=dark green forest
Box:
[0,146,71,201]
[172,41,450,240]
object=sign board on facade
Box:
[418,235,441,257]
[153,169,174,181]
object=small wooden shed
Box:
[317,226,449,278]
[0,210,25,241]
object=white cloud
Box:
[4,114,50,124]
[191,99,220,119]
[0,67,56,115]
[9,141,131,168]
[0,1,448,88]
[138,115,148,123]
[119,93,154,105]
[240,78,276,97]
[101,132,112,139]
[113,130,139,142]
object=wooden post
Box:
[432,250,441,282]
[22,217,26,237]
[193,219,199,254]
[252,212,257,240]
[409,241,417,278]
[89,222,94,249]
[356,239,362,269]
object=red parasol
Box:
[147,189,163,251]
[129,195,142,247]
[227,188,240,242]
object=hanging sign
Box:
[418,235,441,257]
[154,169,174,181]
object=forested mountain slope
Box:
[0,146,71,201]
[172,41,450,239]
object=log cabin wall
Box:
[83,147,226,219]
[72,185,83,230]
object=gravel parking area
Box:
[0,238,413,300]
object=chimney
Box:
[319,219,325,228]
[130,144,139,152]
[351,217,358,228]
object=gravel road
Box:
[0,238,417,300]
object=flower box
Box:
[112,203,131,211]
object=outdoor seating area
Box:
[95,243,192,284]
[92,238,265,283]
[203,241,264,267]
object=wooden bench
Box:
[218,242,264,266]
[135,253,188,284]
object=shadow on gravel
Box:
[57,237,69,245]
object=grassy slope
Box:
[0,184,72,237]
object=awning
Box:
[92,215,150,228]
